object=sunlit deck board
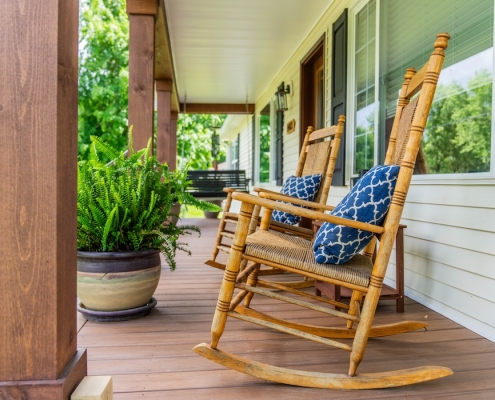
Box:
[77,218,495,399]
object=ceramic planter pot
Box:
[77,249,161,312]
[204,199,223,219]
[168,203,181,225]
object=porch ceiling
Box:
[163,0,332,106]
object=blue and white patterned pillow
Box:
[313,165,400,264]
[271,174,322,225]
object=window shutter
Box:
[275,111,284,186]
[251,115,255,182]
[331,9,348,186]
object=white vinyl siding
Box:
[384,183,495,341]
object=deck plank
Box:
[78,218,495,398]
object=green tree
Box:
[177,114,227,170]
[423,70,492,174]
[452,71,492,172]
[355,110,375,173]
[259,114,271,182]
[78,0,129,161]
[422,83,467,173]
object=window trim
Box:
[347,0,380,185]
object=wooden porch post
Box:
[0,0,87,398]
[127,0,157,153]
[170,111,178,170]
[156,79,172,164]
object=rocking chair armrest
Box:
[253,187,279,195]
[256,191,336,212]
[232,192,384,235]
[223,187,237,193]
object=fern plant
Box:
[77,135,220,270]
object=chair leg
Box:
[248,205,261,234]
[211,202,254,348]
[243,263,261,308]
[211,192,234,262]
[349,284,381,376]
[396,225,405,313]
[346,290,363,329]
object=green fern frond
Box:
[77,134,214,268]
[101,206,117,251]
[90,135,120,161]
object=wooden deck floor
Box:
[78,218,495,399]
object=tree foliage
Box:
[259,114,271,182]
[79,1,228,169]
[355,111,375,174]
[78,0,129,161]
[423,70,492,174]
[177,114,226,170]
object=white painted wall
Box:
[225,0,495,342]
[390,182,495,342]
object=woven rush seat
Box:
[245,230,372,287]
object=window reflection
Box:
[259,104,271,183]
[423,48,492,173]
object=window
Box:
[259,103,271,183]
[230,134,239,170]
[350,0,493,176]
[353,0,376,175]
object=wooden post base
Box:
[71,376,113,400]
[0,349,87,400]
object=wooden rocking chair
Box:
[194,33,453,389]
[205,116,345,277]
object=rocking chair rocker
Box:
[194,33,453,389]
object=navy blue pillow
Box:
[313,165,400,264]
[272,174,322,225]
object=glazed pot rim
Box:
[77,248,160,260]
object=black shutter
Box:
[236,134,240,170]
[331,9,348,186]
[275,111,284,186]
[251,115,256,183]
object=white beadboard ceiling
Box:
[164,0,332,105]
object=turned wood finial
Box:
[404,68,416,81]
[338,115,346,124]
[435,32,450,50]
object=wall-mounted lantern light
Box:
[275,82,290,112]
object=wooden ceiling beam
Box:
[179,103,255,114]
